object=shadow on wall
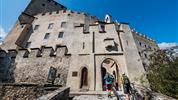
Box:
[106,41,119,52]
[0,50,16,83]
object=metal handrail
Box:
[112,86,120,100]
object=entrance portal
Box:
[101,58,119,91]
[80,67,88,89]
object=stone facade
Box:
[132,31,159,70]
[0,0,159,92]
[0,46,70,86]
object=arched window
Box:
[80,67,88,88]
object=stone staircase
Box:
[73,94,118,100]
[70,90,126,100]
[70,84,177,100]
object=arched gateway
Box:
[101,58,119,91]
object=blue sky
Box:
[0,0,178,47]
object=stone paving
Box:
[72,91,126,100]
[73,95,118,100]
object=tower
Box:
[105,14,112,23]
[0,0,66,50]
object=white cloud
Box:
[0,25,7,40]
[158,42,177,49]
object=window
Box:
[99,24,105,33]
[61,22,67,28]
[42,3,45,7]
[145,45,147,48]
[100,25,105,31]
[139,52,141,57]
[55,2,58,5]
[42,13,45,16]
[48,23,54,29]
[56,11,59,14]
[144,53,148,58]
[34,25,39,30]
[61,6,65,9]
[139,42,142,46]
[72,72,78,77]
[63,10,66,13]
[58,32,64,38]
[47,67,57,83]
[26,42,31,48]
[67,14,71,16]
[44,33,50,39]
[83,42,85,49]
[21,25,24,28]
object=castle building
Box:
[0,0,158,92]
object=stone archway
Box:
[80,67,88,89]
[101,58,119,91]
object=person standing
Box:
[104,72,114,98]
[122,74,131,100]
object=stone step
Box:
[73,95,118,100]
[72,91,127,100]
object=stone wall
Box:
[0,83,62,100]
[27,10,97,50]
[0,0,159,93]
[0,46,71,86]
[37,87,70,100]
[0,0,67,50]
[132,31,159,69]
[119,23,146,84]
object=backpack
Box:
[107,76,112,82]
[106,75,113,82]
